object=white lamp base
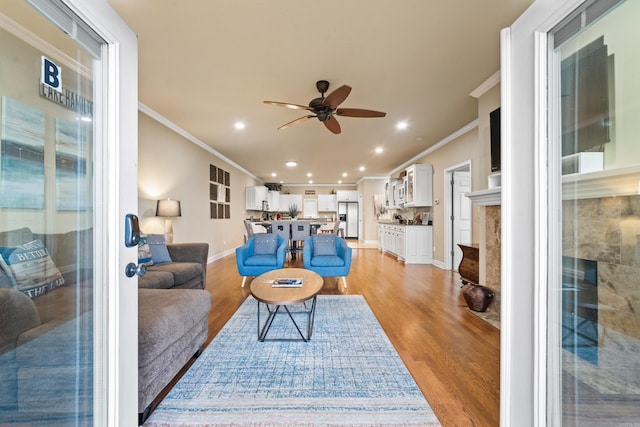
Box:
[164,218,174,243]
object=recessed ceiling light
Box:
[285,161,298,167]
[375,147,383,154]
[307,173,312,177]
[342,172,347,177]
[338,180,342,184]
[234,121,246,130]
[271,173,277,177]
[309,180,313,184]
[396,121,408,130]
[359,166,365,172]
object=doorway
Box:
[443,161,472,271]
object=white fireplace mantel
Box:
[562,165,640,199]
[465,165,640,206]
[465,188,501,206]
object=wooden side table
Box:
[457,243,479,286]
[457,244,495,312]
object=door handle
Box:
[124,214,141,247]
[125,262,147,278]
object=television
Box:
[489,107,501,172]
[561,36,611,157]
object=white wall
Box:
[137,111,261,260]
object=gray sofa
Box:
[139,242,209,290]
[0,227,211,425]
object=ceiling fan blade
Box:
[264,100,310,111]
[278,115,314,130]
[336,108,387,118]
[324,116,341,134]
[322,85,352,109]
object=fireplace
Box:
[562,256,598,364]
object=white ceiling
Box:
[108,0,533,185]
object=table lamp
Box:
[155,199,181,243]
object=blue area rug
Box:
[144,295,441,426]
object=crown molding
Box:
[469,70,501,99]
[389,119,479,177]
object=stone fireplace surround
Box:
[468,169,640,394]
[563,195,640,342]
[470,195,640,335]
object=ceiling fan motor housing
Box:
[309,97,332,121]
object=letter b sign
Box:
[41,56,62,92]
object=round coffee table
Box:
[250,268,323,341]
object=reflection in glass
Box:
[552,0,640,424]
[0,2,97,425]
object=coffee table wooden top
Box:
[250,268,323,305]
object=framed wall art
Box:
[55,118,91,210]
[0,97,45,209]
[209,164,230,219]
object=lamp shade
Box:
[156,199,181,217]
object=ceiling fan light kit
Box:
[264,80,386,134]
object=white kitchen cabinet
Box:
[404,225,433,264]
[266,190,279,212]
[404,163,433,207]
[378,223,432,264]
[278,194,303,213]
[245,185,268,211]
[393,180,405,207]
[318,194,337,212]
[385,179,401,208]
[336,190,358,202]
[395,226,406,260]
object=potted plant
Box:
[288,203,299,219]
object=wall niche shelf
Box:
[562,152,603,175]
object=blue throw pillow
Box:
[146,234,172,264]
[312,234,337,257]
[253,233,278,255]
[137,235,154,266]
[0,239,65,298]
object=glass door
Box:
[0,1,138,424]
[547,0,640,424]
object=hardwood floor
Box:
[200,246,501,427]
[147,246,500,425]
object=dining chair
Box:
[270,220,291,259]
[243,219,254,242]
[319,221,343,237]
[290,220,311,259]
[331,220,342,235]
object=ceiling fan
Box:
[263,80,386,134]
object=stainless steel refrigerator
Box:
[338,202,359,239]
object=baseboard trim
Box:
[431,259,446,270]
[208,248,235,264]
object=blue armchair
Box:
[236,234,288,287]
[302,235,352,288]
